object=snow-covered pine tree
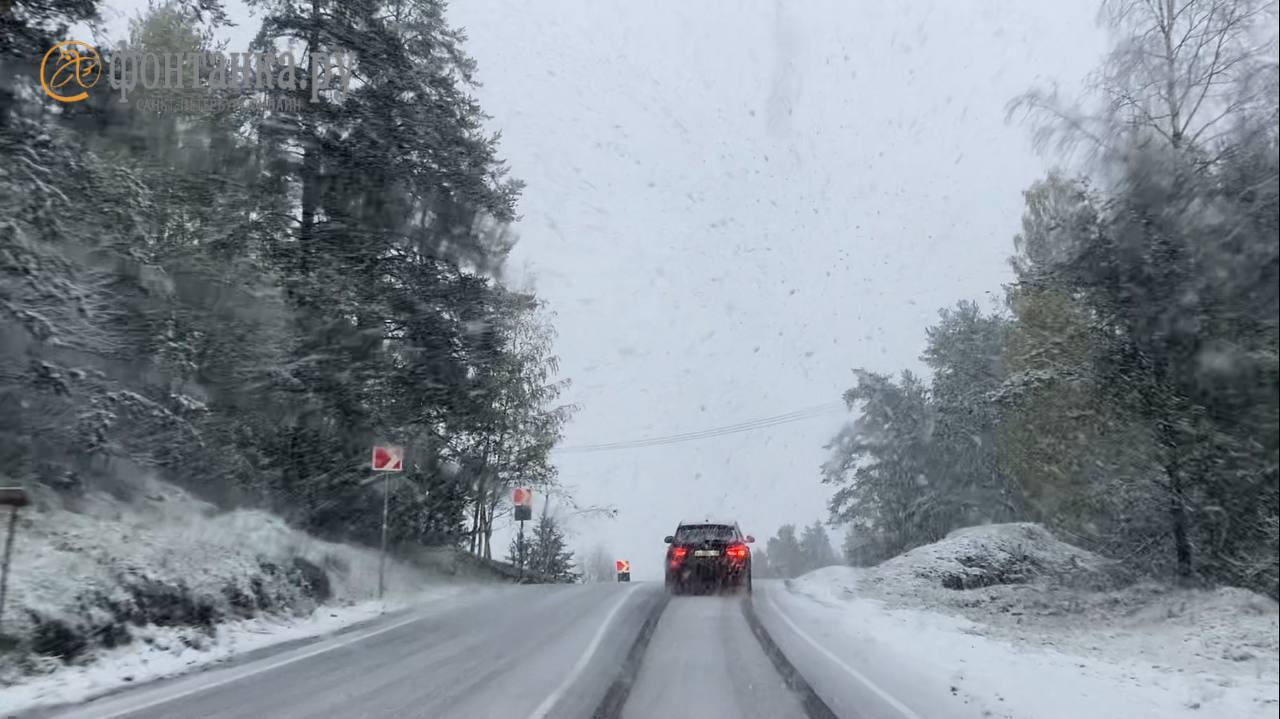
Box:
[799,521,837,572]
[765,524,805,578]
[509,505,578,583]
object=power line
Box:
[553,401,847,453]
[554,402,844,453]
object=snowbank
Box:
[0,589,471,714]
[872,522,1121,591]
[0,478,478,692]
[783,523,1280,717]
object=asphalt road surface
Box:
[20,581,924,719]
[620,594,808,719]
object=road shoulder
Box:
[756,578,1279,719]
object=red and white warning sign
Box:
[512,487,533,507]
[615,560,630,573]
[512,487,533,521]
[371,445,404,472]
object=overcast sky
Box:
[102,0,1109,580]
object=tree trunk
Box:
[482,502,493,559]
[1157,410,1194,579]
[1159,0,1183,147]
[469,480,483,554]
[1167,457,1193,578]
[480,431,508,560]
[297,0,322,277]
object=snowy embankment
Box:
[0,478,487,713]
[780,523,1279,718]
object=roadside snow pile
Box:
[872,522,1122,592]
[0,477,452,688]
[786,522,1280,717]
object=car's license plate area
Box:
[693,549,720,557]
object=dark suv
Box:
[663,520,754,595]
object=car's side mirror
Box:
[745,535,755,544]
[663,535,674,544]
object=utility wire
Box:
[553,401,847,453]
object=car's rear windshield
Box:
[675,524,737,543]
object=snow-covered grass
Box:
[0,477,490,706]
[781,523,1279,718]
[0,587,470,714]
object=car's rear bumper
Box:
[665,559,749,587]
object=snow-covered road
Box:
[17,583,659,719]
[8,578,1274,719]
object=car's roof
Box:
[677,518,739,528]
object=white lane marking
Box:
[57,608,442,719]
[526,586,638,719]
[762,585,925,719]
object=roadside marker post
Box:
[615,559,631,582]
[371,446,404,601]
[512,488,533,581]
[0,487,30,638]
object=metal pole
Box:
[378,474,389,600]
[0,506,18,632]
[517,519,525,582]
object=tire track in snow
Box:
[742,595,843,719]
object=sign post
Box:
[615,559,631,582]
[0,487,30,636]
[512,488,532,581]
[371,445,404,600]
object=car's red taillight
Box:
[669,546,687,563]
[726,543,749,561]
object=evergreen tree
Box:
[922,302,1017,526]
[751,547,773,578]
[509,506,577,583]
[842,526,880,567]
[765,524,804,578]
[240,0,550,551]
[822,371,934,561]
[799,521,837,572]
[0,0,573,564]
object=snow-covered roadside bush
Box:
[0,478,442,683]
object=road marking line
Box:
[588,590,669,718]
[527,586,637,719]
[741,595,840,719]
[59,608,441,719]
[762,586,925,719]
